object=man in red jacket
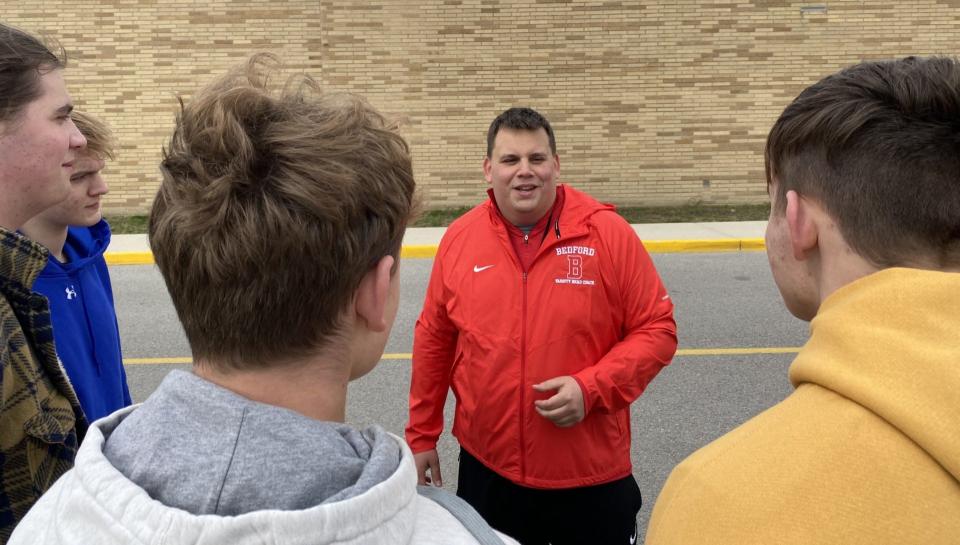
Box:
[407,107,678,545]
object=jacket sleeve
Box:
[573,215,677,414]
[405,248,459,454]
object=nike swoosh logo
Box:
[473,265,495,273]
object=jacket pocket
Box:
[22,402,77,491]
[23,410,70,444]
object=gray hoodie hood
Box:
[9,371,519,544]
[103,370,400,515]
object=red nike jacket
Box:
[406,185,677,488]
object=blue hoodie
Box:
[32,219,131,422]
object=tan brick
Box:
[6,1,959,211]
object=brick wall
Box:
[7,1,960,213]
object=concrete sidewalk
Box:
[105,221,768,265]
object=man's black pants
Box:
[456,449,642,545]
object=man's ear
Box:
[785,190,819,261]
[354,255,395,333]
[483,156,493,184]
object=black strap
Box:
[417,485,506,545]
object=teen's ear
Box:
[354,255,395,333]
[785,190,819,261]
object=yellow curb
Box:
[643,238,766,253]
[739,238,767,251]
[105,238,767,265]
[400,245,439,259]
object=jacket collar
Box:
[485,184,614,241]
[487,184,567,241]
[0,227,50,296]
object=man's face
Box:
[0,69,86,227]
[33,153,108,228]
[765,180,819,321]
[483,127,559,226]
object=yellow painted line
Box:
[105,251,154,265]
[124,357,192,365]
[123,348,797,366]
[373,348,800,358]
[107,239,767,265]
[676,347,800,356]
[122,353,413,366]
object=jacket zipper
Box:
[514,219,568,482]
[520,269,528,481]
[520,231,530,479]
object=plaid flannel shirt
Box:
[0,228,86,543]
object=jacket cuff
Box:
[406,436,439,454]
[571,375,592,415]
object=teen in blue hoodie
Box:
[21,111,131,422]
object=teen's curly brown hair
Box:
[150,53,417,370]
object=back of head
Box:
[0,23,64,124]
[766,56,960,269]
[71,110,115,160]
[150,53,416,371]
[486,106,557,157]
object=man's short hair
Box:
[765,56,960,269]
[0,23,65,124]
[71,111,115,160]
[149,53,417,371]
[486,107,557,157]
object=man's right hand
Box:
[414,449,442,487]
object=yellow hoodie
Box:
[646,268,960,545]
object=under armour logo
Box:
[65,286,77,300]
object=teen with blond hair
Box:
[21,110,131,424]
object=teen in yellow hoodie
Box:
[646,56,960,545]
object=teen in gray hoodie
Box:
[11,53,516,545]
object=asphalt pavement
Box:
[108,222,807,544]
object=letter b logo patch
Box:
[566,255,583,279]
